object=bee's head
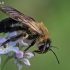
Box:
[38,39,51,53]
[33,38,60,64]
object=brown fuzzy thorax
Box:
[34,22,49,43]
[27,21,49,43]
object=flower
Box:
[15,51,24,59]
[0,31,27,55]
[0,38,19,54]
[0,32,35,70]
[6,31,29,46]
[24,52,34,59]
[0,31,30,55]
[0,32,34,65]
[23,52,34,66]
[15,52,34,66]
[13,52,34,70]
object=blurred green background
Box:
[0,0,70,70]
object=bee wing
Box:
[0,4,42,34]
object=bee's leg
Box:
[24,39,37,53]
[1,33,24,46]
[32,50,42,54]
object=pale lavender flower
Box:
[16,51,34,60]
[16,51,24,59]
[0,32,34,70]
[23,58,30,66]
[14,52,34,68]
[25,52,34,59]
[0,38,19,54]
[0,31,27,54]
[0,32,29,55]
[23,52,34,66]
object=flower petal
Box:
[0,46,19,54]
[17,39,29,46]
[0,38,6,46]
[0,48,8,54]
[25,52,34,59]
[0,38,6,43]
[8,41,17,47]
[23,58,31,66]
[8,46,19,53]
[5,31,17,39]
[16,51,24,59]
[13,60,23,70]
[5,32,17,47]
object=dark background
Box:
[0,0,70,70]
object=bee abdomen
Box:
[0,18,27,33]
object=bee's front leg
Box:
[32,50,42,54]
[24,39,37,53]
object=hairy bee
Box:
[0,4,60,64]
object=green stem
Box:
[0,56,1,70]
[1,56,13,70]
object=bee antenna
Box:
[51,46,59,49]
[50,49,60,64]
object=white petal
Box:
[23,58,31,66]
[25,52,34,59]
[13,60,23,70]
[8,46,19,53]
[0,49,8,54]
[17,39,29,46]
[16,63,22,70]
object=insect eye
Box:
[2,45,8,50]
[46,43,49,48]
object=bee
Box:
[0,4,60,64]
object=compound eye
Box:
[46,43,50,48]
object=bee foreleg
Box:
[32,50,42,54]
[24,39,37,52]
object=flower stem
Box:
[0,56,1,70]
[1,56,13,70]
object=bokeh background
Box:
[0,0,70,70]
